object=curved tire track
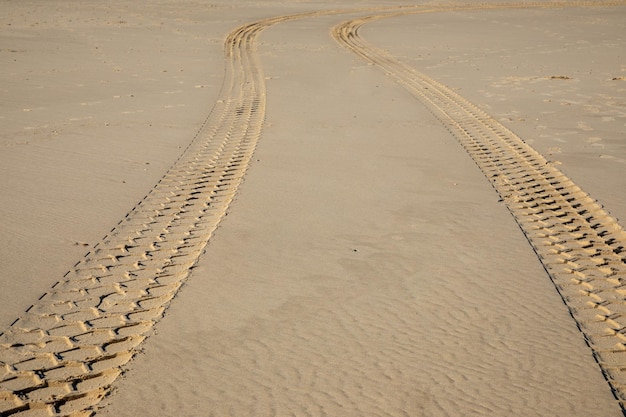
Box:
[2,2,626,416]
[0,7,403,416]
[332,1,626,412]
[0,15,287,417]
[0,6,427,416]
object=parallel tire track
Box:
[0,15,284,417]
[2,2,625,416]
[332,1,626,412]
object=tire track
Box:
[0,14,288,417]
[0,7,409,416]
[332,1,626,412]
[2,2,624,416]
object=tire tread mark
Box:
[3,2,626,416]
[332,1,626,412]
[0,14,287,417]
[0,6,430,416]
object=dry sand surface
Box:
[1,1,626,416]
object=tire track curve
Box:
[0,14,293,417]
[2,2,624,416]
[332,1,626,412]
[0,6,415,416]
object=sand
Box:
[1,1,626,416]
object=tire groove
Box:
[0,12,282,417]
[0,6,411,415]
[3,2,624,416]
[332,2,626,413]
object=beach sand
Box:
[1,1,626,416]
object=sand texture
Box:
[1,1,626,416]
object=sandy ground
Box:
[1,1,626,416]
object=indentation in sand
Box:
[587,137,604,149]
[547,146,562,154]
